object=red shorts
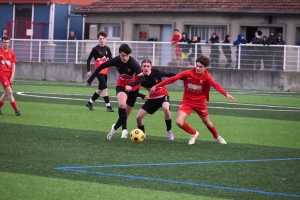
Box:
[0,73,12,89]
[178,101,208,117]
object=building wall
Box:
[0,4,14,37]
[85,12,299,45]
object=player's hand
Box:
[149,86,156,94]
[125,85,132,92]
[226,94,237,102]
[9,76,14,84]
[87,71,91,76]
[86,82,92,87]
[143,96,149,101]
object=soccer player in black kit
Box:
[86,44,145,139]
[136,59,176,140]
[86,31,114,112]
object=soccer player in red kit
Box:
[170,29,182,67]
[0,36,21,116]
[86,44,145,139]
[150,55,237,145]
[136,59,176,141]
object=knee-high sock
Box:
[118,108,127,130]
[165,119,172,131]
[179,122,196,135]
[207,126,219,138]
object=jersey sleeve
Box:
[155,71,186,88]
[208,74,227,96]
[158,70,176,77]
[86,48,95,72]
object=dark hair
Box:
[119,44,132,54]
[196,55,210,67]
[174,29,179,32]
[97,31,107,38]
[2,36,10,41]
[257,30,262,36]
[141,59,152,65]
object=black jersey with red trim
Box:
[86,45,112,72]
[87,55,144,91]
[141,69,176,99]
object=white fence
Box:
[10,39,300,71]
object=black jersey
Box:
[86,45,112,72]
[141,69,176,89]
[87,55,145,91]
[141,69,176,98]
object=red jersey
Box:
[170,34,181,43]
[155,69,227,104]
[0,47,17,74]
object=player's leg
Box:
[198,113,227,144]
[175,105,199,145]
[136,108,148,133]
[161,96,174,141]
[101,74,113,112]
[0,93,6,114]
[0,75,20,116]
[107,87,128,140]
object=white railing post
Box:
[283,45,286,71]
[38,40,41,62]
[113,41,116,57]
[152,42,155,66]
[298,46,300,72]
[75,40,78,64]
[194,43,197,64]
[238,45,241,70]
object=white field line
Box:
[16,92,300,112]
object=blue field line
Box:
[54,157,300,198]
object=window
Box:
[190,26,227,42]
[100,24,121,40]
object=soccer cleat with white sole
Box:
[107,124,116,140]
[215,136,227,144]
[188,131,199,145]
[121,129,128,138]
[167,130,174,141]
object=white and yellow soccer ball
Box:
[130,129,146,143]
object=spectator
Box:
[250,30,263,70]
[179,32,191,67]
[266,30,277,70]
[262,35,270,70]
[222,34,232,68]
[170,29,182,67]
[206,33,220,68]
[68,31,77,62]
[275,33,286,70]
[233,34,248,69]
[188,35,202,66]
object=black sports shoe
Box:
[0,109,3,115]
[15,110,21,116]
[86,102,94,110]
[107,106,114,112]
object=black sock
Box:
[165,119,172,131]
[138,125,145,133]
[114,118,122,130]
[91,92,100,102]
[103,96,110,106]
[119,108,127,130]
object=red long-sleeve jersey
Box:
[154,68,227,104]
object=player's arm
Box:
[127,60,146,89]
[86,58,114,86]
[137,92,148,100]
[86,49,95,76]
[128,73,145,88]
[158,70,176,78]
[10,63,16,83]
[209,76,237,102]
[150,72,184,94]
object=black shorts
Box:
[116,86,139,107]
[96,74,108,90]
[141,96,170,115]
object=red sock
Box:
[179,122,197,135]
[0,101,4,108]
[10,101,18,111]
[207,125,219,138]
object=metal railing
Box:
[10,39,300,71]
